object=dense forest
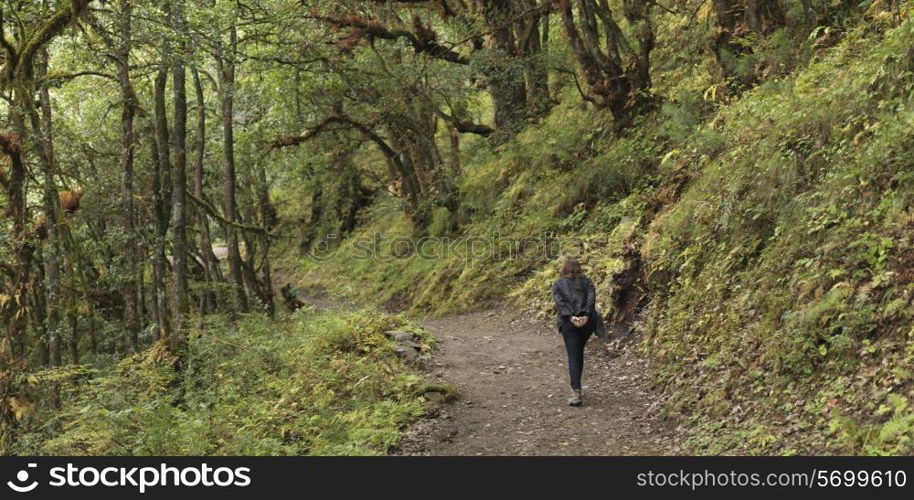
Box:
[2,0,914,455]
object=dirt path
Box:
[396,307,683,456]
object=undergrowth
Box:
[7,308,432,455]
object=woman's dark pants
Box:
[560,320,594,391]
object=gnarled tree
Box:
[310,0,555,134]
[559,0,655,131]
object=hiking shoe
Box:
[568,390,583,407]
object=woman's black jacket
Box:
[551,276,596,326]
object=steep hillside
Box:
[284,17,914,454]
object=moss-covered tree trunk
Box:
[519,0,551,116]
[116,0,141,352]
[479,0,528,130]
[170,0,190,351]
[33,50,62,366]
[192,68,221,314]
[216,25,249,315]
[151,67,172,340]
[256,157,276,318]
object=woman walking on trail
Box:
[552,258,598,406]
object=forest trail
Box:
[395,307,683,456]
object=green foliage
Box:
[9,308,429,456]
[828,393,914,455]
[641,18,914,454]
[427,207,454,238]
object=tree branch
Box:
[307,12,470,64]
[271,116,351,148]
[436,109,494,136]
[15,0,92,83]
[188,191,274,237]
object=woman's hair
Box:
[560,257,585,278]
